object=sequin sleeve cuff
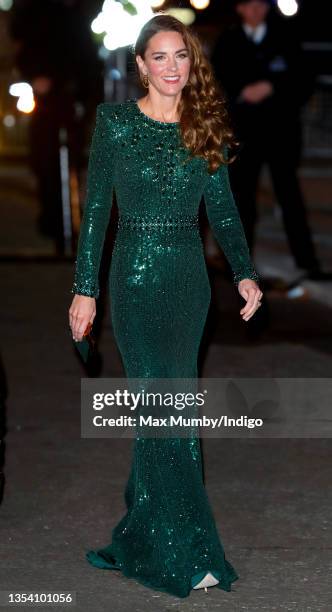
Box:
[233,269,260,286]
[71,268,100,298]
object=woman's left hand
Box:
[237,279,263,321]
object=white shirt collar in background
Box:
[243,22,267,44]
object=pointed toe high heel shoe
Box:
[191,570,220,592]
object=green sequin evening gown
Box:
[71,99,259,598]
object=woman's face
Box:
[136,30,191,97]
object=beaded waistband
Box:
[117,213,199,230]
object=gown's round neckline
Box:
[131,98,180,127]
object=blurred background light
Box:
[277,0,299,17]
[9,82,35,113]
[166,8,196,25]
[109,67,122,80]
[16,96,35,113]
[150,0,165,7]
[91,0,154,51]
[91,13,106,35]
[3,114,16,128]
[0,0,13,11]
[189,0,210,10]
[98,45,111,60]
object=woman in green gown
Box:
[69,14,262,599]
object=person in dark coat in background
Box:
[10,0,104,255]
[210,0,328,282]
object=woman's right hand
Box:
[69,295,96,342]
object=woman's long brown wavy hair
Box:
[133,13,238,174]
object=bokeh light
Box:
[9,82,35,113]
[166,8,196,25]
[277,0,299,17]
[0,0,13,11]
[91,0,154,51]
[150,0,165,7]
[3,114,16,128]
[190,0,210,10]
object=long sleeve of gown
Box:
[203,153,259,285]
[71,103,115,298]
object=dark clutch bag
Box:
[72,322,96,363]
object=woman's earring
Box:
[141,73,149,89]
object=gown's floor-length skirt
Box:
[86,225,239,598]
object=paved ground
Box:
[0,161,331,611]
